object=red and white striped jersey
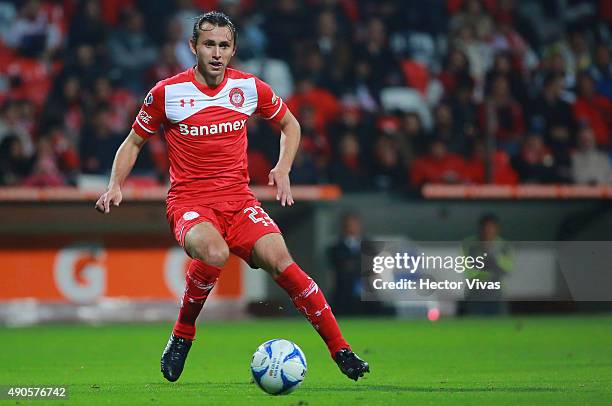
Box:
[132,67,287,206]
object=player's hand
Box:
[268,167,294,207]
[95,187,123,214]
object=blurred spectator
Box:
[3,0,62,59]
[352,17,404,96]
[146,42,184,88]
[479,75,526,155]
[328,102,375,174]
[298,104,332,182]
[0,100,35,158]
[450,0,493,42]
[351,58,380,111]
[288,143,319,185]
[371,133,405,191]
[79,106,123,175]
[571,126,612,185]
[559,29,592,79]
[537,50,575,97]
[488,21,538,75]
[447,76,480,145]
[311,10,353,94]
[22,137,66,187]
[451,24,493,87]
[328,131,369,192]
[461,213,513,315]
[264,0,309,61]
[439,48,472,96]
[43,125,80,184]
[107,9,157,93]
[220,0,266,61]
[0,135,32,185]
[530,73,576,175]
[410,139,467,188]
[62,44,107,91]
[165,16,196,70]
[67,0,107,52]
[327,211,364,315]
[464,140,518,184]
[287,77,340,136]
[573,72,612,147]
[512,133,563,183]
[40,76,84,141]
[485,51,529,105]
[172,0,202,44]
[588,43,612,100]
[530,73,576,144]
[431,102,469,155]
[88,77,138,134]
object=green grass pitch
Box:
[1,316,611,405]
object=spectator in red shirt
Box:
[573,72,612,147]
[464,140,518,184]
[410,139,468,188]
[287,77,340,136]
[23,137,66,187]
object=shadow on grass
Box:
[126,382,572,394]
[304,384,572,393]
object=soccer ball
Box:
[250,339,307,395]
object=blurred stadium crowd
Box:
[0,0,611,193]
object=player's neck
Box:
[194,65,225,88]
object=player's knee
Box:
[193,243,229,267]
[270,254,294,277]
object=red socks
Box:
[173,259,221,340]
[173,260,349,356]
[274,263,350,357]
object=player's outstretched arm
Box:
[95,130,148,214]
[269,109,300,207]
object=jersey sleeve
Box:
[254,77,287,124]
[131,82,166,138]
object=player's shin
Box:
[173,259,221,340]
[274,262,350,357]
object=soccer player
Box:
[95,11,369,382]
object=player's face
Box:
[190,23,235,83]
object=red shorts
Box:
[166,198,281,265]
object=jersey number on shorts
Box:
[244,206,275,227]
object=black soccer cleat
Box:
[160,334,193,382]
[334,349,370,381]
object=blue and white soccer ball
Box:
[250,339,307,395]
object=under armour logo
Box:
[180,98,195,107]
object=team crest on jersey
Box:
[271,91,278,104]
[229,87,245,108]
[144,92,153,106]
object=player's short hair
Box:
[192,11,236,45]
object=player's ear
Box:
[189,39,197,56]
